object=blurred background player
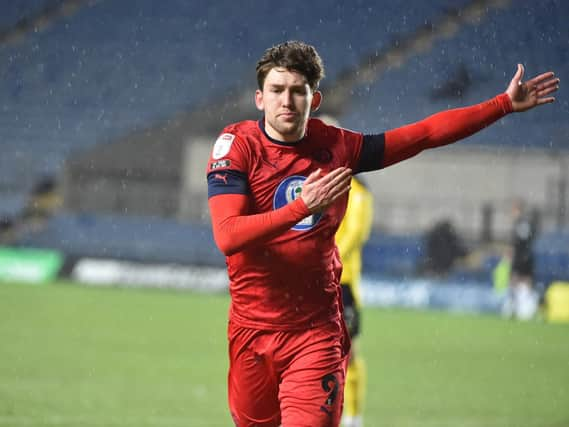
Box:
[336,175,373,427]
[320,114,374,427]
[504,198,539,320]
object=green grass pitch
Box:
[1,281,568,426]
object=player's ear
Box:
[310,90,322,112]
[255,89,264,111]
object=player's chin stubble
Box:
[276,117,304,138]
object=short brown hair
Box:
[256,41,325,92]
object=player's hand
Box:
[301,167,352,213]
[506,64,559,112]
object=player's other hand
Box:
[301,167,352,213]
[506,64,559,112]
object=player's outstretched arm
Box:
[506,64,559,112]
[379,64,560,168]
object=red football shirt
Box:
[206,93,512,330]
[207,118,364,330]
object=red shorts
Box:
[227,319,350,427]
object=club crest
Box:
[273,175,321,231]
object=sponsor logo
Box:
[212,133,235,159]
[273,175,321,231]
[210,159,231,170]
[72,258,228,292]
[214,173,228,184]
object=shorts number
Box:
[321,373,338,406]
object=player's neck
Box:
[259,118,306,145]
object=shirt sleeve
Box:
[381,93,513,168]
[208,194,311,256]
[355,93,513,171]
[206,132,250,197]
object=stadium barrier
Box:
[361,276,504,314]
[64,256,504,314]
[0,246,63,283]
[70,257,228,292]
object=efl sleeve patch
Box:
[207,169,249,198]
[212,133,235,159]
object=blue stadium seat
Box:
[0,193,27,219]
[534,228,569,286]
[15,213,225,266]
[363,231,425,277]
[0,0,49,30]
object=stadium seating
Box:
[1,0,473,194]
[0,193,27,220]
[0,0,49,30]
[362,232,425,278]
[534,228,569,287]
[15,213,225,266]
[340,0,569,150]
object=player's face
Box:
[255,67,321,142]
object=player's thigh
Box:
[228,326,281,427]
[278,324,347,427]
